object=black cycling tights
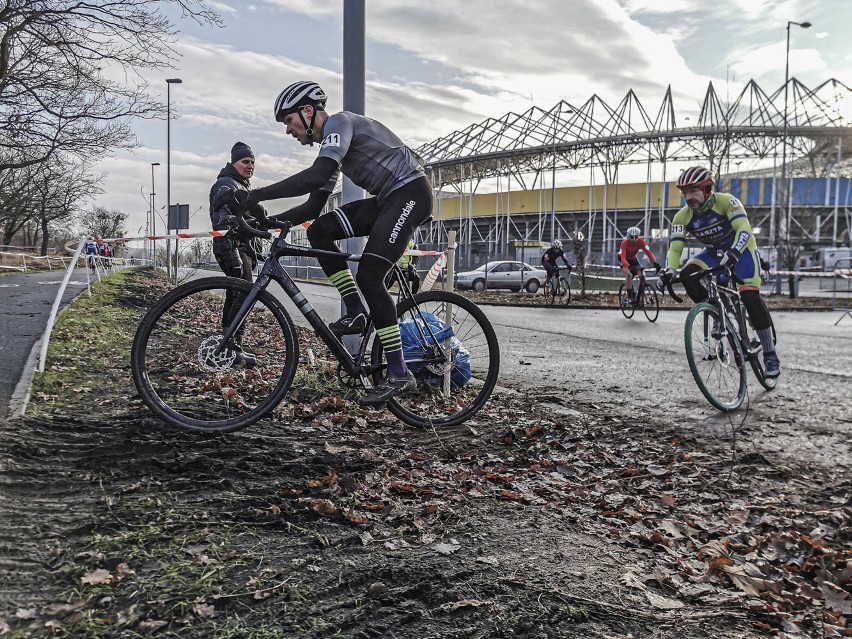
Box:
[306,218,404,329]
[679,263,772,330]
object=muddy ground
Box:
[0,269,849,639]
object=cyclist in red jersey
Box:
[619,227,661,302]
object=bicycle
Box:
[131,219,500,433]
[661,265,777,411]
[543,266,572,306]
[618,267,660,322]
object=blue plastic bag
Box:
[399,312,472,387]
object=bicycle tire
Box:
[618,284,635,318]
[642,284,660,322]
[684,303,747,411]
[562,276,572,306]
[131,277,299,432]
[370,290,500,428]
[543,279,555,305]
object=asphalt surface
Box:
[0,269,95,420]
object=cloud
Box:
[86,0,849,239]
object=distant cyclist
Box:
[237,80,432,405]
[84,236,98,272]
[658,166,780,378]
[619,227,661,303]
[541,239,572,293]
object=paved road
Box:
[0,269,95,419]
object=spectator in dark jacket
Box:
[208,142,270,362]
[208,141,269,281]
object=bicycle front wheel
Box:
[642,284,660,322]
[561,276,572,306]
[131,277,299,432]
[618,284,635,318]
[684,303,747,411]
[371,291,500,428]
[543,279,555,305]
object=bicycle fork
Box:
[702,300,730,362]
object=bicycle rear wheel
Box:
[618,284,635,318]
[370,290,500,427]
[131,277,299,432]
[642,284,660,322]
[684,303,747,411]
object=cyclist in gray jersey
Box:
[237,80,432,405]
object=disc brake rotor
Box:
[197,335,237,372]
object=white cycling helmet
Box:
[274,81,328,144]
[551,239,562,250]
[274,81,327,122]
[626,226,640,239]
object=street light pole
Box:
[166,78,182,283]
[150,162,160,266]
[776,20,810,293]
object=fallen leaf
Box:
[442,599,491,611]
[820,581,852,616]
[721,565,770,597]
[81,569,113,586]
[343,509,369,525]
[193,603,215,618]
[645,590,685,610]
[432,542,460,555]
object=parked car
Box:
[454,260,547,293]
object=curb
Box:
[5,287,86,420]
[7,337,42,418]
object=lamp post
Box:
[775,20,811,291]
[166,78,182,282]
[150,162,160,265]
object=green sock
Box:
[329,270,365,316]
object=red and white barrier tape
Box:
[92,226,444,257]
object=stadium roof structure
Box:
[416,78,852,188]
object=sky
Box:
[89,0,852,240]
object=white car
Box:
[454,260,547,293]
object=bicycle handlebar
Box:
[228,215,293,241]
[662,264,733,303]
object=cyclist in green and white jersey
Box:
[658,166,780,378]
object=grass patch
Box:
[27,268,169,417]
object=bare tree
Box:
[79,205,128,241]
[0,153,100,250]
[31,159,102,254]
[0,1,221,172]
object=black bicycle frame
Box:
[215,229,448,382]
